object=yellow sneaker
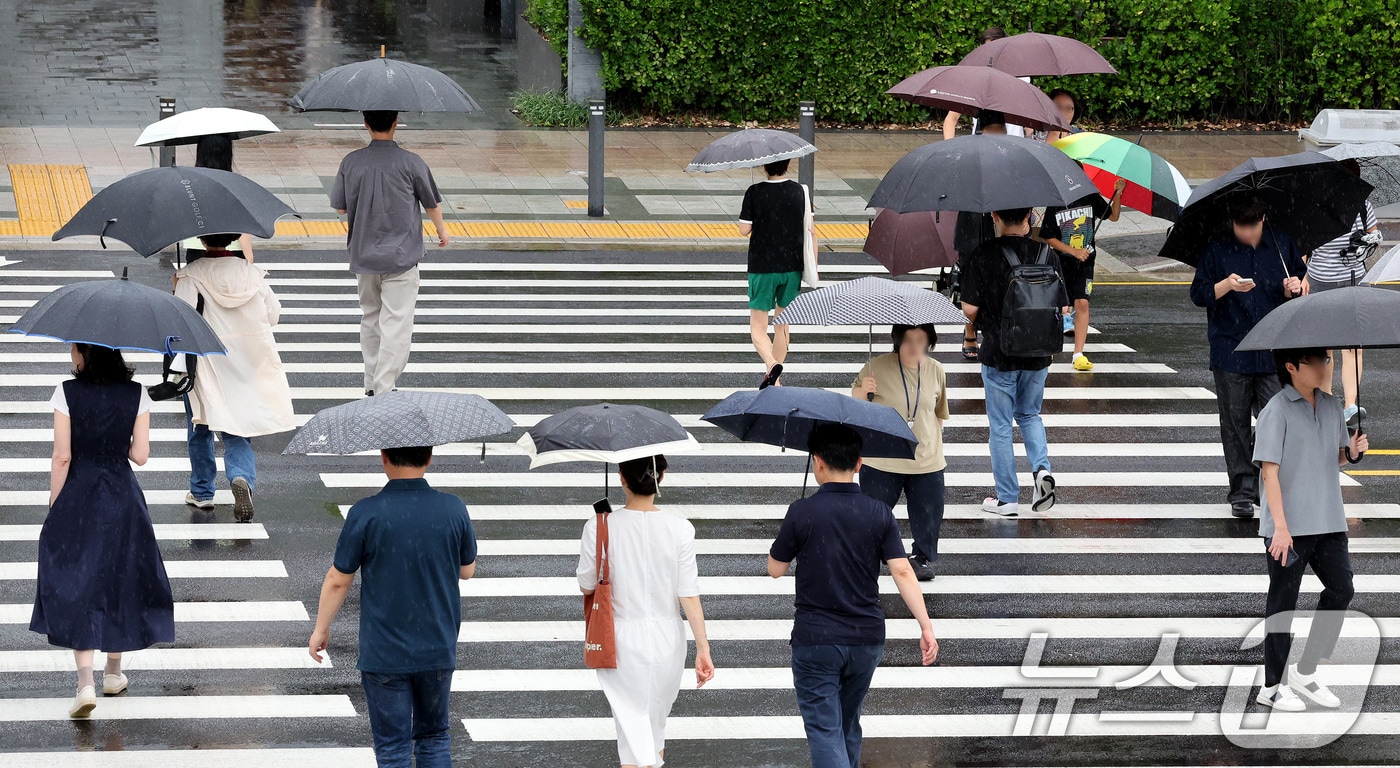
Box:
[1072,354,1094,371]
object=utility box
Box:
[1299,110,1400,147]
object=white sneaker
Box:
[184,493,214,510]
[69,686,97,718]
[102,671,128,696]
[981,497,1019,516]
[1289,664,1341,708]
[1031,470,1056,512]
[1256,682,1306,711]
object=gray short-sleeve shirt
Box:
[330,140,442,275]
[1253,385,1350,538]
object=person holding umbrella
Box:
[577,455,714,768]
[331,110,450,397]
[1189,197,1307,519]
[739,158,813,388]
[851,324,950,580]
[1036,177,1125,372]
[941,27,1017,138]
[32,344,174,718]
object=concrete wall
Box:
[516,16,563,93]
[566,0,603,102]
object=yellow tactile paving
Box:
[501,222,548,238]
[659,222,707,239]
[540,222,587,239]
[620,222,667,239]
[581,221,628,239]
[301,220,347,236]
[8,164,92,238]
[562,199,589,209]
[274,221,309,237]
[816,223,869,240]
[0,220,22,236]
[699,222,741,239]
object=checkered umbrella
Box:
[283,390,514,455]
[774,276,967,362]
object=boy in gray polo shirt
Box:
[1253,347,1368,712]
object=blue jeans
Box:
[791,643,884,768]
[980,366,1050,504]
[184,396,255,501]
[361,668,454,768]
[859,466,945,562]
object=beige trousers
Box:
[356,266,420,395]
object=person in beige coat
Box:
[173,233,295,522]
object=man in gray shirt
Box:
[331,110,449,396]
[1253,347,1368,712]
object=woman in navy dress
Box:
[31,343,174,718]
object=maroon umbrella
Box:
[958,32,1116,77]
[887,66,1069,133]
[862,208,958,276]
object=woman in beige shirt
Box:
[851,324,950,580]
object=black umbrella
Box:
[1235,285,1400,433]
[1157,152,1373,267]
[517,403,700,497]
[7,269,225,356]
[289,50,481,113]
[868,135,1094,213]
[51,167,297,258]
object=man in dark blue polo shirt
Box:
[768,423,938,768]
[309,446,477,767]
[1189,197,1306,519]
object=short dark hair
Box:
[994,207,1033,225]
[619,454,668,496]
[807,422,862,472]
[1273,347,1329,388]
[763,159,790,177]
[383,445,433,467]
[1230,196,1268,225]
[363,110,399,133]
[979,26,1007,44]
[195,134,234,172]
[198,233,239,249]
[977,110,1006,131]
[891,324,938,352]
[72,343,134,385]
[1047,89,1081,123]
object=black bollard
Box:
[158,98,176,168]
[587,99,605,217]
[798,101,816,202]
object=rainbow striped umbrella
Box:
[1052,132,1191,221]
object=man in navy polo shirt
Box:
[310,446,477,767]
[768,423,939,768]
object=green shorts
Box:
[748,271,802,311]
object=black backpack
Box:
[998,243,1067,358]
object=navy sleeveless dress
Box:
[30,379,175,651]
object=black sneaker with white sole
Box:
[908,556,935,581]
[1031,469,1056,512]
[231,477,255,523]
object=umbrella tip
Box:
[121,266,128,281]
[380,44,386,58]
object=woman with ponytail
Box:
[577,455,714,768]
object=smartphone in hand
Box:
[1264,536,1300,567]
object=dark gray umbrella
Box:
[685,129,817,172]
[288,53,481,113]
[886,66,1069,133]
[51,167,297,258]
[518,403,700,496]
[7,269,224,355]
[284,390,514,455]
[868,135,1094,213]
[958,32,1117,76]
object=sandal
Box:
[760,363,784,390]
[961,335,979,361]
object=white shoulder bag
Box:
[801,183,820,287]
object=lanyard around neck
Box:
[899,361,921,422]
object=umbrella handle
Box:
[162,335,181,356]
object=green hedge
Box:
[532,0,1400,124]
[524,0,569,61]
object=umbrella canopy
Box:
[862,209,958,276]
[1321,142,1400,208]
[958,32,1117,77]
[1236,286,1400,351]
[288,55,481,113]
[868,135,1094,213]
[1053,132,1191,221]
[1157,153,1374,267]
[774,276,966,327]
[518,403,700,467]
[135,108,280,147]
[1362,244,1400,286]
[702,386,917,460]
[685,129,817,172]
[283,390,514,455]
[887,66,1069,133]
[51,167,297,257]
[7,271,225,355]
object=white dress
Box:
[577,508,700,767]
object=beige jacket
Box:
[174,256,295,437]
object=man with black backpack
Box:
[961,207,1068,516]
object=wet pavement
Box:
[1,246,1400,764]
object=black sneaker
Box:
[908,556,935,581]
[232,477,255,523]
[1231,502,1255,519]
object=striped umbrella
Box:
[773,276,967,362]
[1052,132,1191,221]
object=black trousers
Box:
[1212,369,1281,505]
[1264,531,1355,686]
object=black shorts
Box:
[1061,253,1095,302]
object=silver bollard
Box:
[587,99,605,218]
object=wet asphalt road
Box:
[1,247,1399,766]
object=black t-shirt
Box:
[740,179,806,274]
[1040,193,1111,257]
[954,211,994,260]
[961,235,1063,372]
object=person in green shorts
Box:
[739,159,811,388]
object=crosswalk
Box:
[0,250,1394,765]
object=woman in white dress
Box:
[577,455,715,768]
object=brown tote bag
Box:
[582,511,617,669]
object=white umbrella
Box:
[135,108,281,147]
